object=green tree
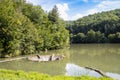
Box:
[67,9,120,43]
[108,34,116,42]
[48,5,59,24]
[0,0,41,57]
[72,33,86,43]
[86,29,96,43]
[95,31,106,43]
[0,1,69,57]
[108,32,120,43]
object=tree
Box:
[0,0,42,57]
[95,31,106,43]
[72,33,86,43]
[86,30,96,43]
[66,9,120,43]
[0,1,69,57]
[108,34,116,42]
[48,5,59,24]
[108,32,120,43]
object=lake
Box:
[0,44,120,78]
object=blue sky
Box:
[26,0,120,20]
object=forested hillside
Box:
[0,0,69,57]
[66,9,120,43]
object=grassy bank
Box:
[0,69,113,80]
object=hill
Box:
[66,9,120,43]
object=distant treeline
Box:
[66,9,120,43]
[0,0,69,57]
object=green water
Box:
[0,44,120,75]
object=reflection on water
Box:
[65,63,120,79]
[0,44,120,77]
[65,63,101,77]
[106,72,120,79]
[70,44,120,74]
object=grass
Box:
[0,69,113,80]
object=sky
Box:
[26,0,120,21]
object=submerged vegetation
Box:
[0,69,113,80]
[0,0,69,57]
[67,9,120,43]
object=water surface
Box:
[0,44,120,77]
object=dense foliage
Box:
[0,69,113,80]
[66,9,120,43]
[0,0,69,57]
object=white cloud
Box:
[24,0,120,21]
[26,0,39,5]
[26,0,70,20]
[87,1,120,15]
[97,1,120,11]
[71,0,120,20]
[71,14,83,20]
[26,0,58,11]
[56,3,69,20]
[87,9,99,14]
